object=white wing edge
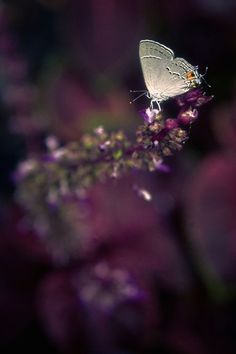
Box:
[139,39,174,58]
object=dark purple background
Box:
[0,1,236,353]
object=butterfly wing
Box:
[139,40,175,100]
[139,40,174,60]
[139,56,170,99]
[162,57,200,97]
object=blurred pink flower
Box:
[185,154,236,284]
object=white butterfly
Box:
[139,40,202,111]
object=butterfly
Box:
[139,40,202,111]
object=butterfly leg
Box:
[150,99,154,110]
[156,100,161,112]
[150,99,161,112]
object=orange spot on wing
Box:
[186,71,195,80]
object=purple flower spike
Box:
[176,88,213,108]
[177,107,199,126]
[139,107,159,124]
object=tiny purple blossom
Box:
[13,159,37,181]
[165,118,179,130]
[177,107,199,125]
[50,148,66,160]
[139,107,159,124]
[99,140,111,151]
[45,136,59,151]
[153,158,171,173]
[94,126,105,135]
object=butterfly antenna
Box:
[201,66,211,88]
[130,90,147,93]
[202,66,208,76]
[129,90,147,104]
